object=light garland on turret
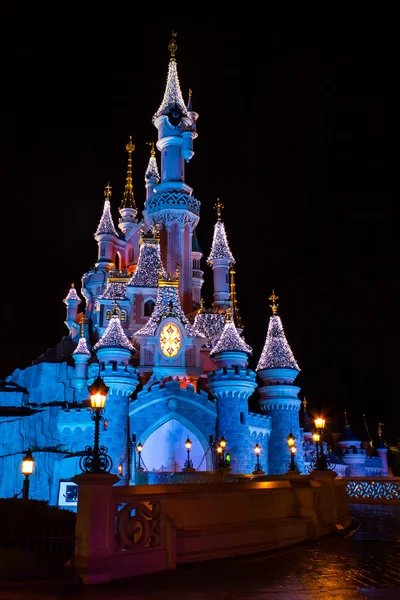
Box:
[207,221,235,264]
[192,311,226,348]
[93,308,134,351]
[100,281,127,300]
[73,336,91,355]
[210,317,252,357]
[128,240,166,287]
[95,199,118,237]
[145,142,160,181]
[256,315,299,371]
[153,33,187,120]
[63,283,81,304]
[135,284,203,337]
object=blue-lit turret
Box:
[207,200,235,310]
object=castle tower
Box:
[191,229,204,307]
[256,291,304,474]
[92,304,139,483]
[63,283,82,334]
[143,32,200,313]
[118,136,138,238]
[72,322,91,391]
[95,183,119,270]
[144,142,160,202]
[207,309,257,474]
[207,200,235,310]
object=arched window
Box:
[106,310,111,320]
[144,299,155,317]
[120,310,126,321]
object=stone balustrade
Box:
[344,477,400,503]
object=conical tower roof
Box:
[338,410,360,444]
[93,306,134,351]
[210,311,252,357]
[63,283,81,304]
[128,231,166,288]
[256,292,299,371]
[153,33,187,121]
[95,184,118,237]
[207,200,235,265]
[73,335,91,356]
[99,281,127,300]
[145,142,160,182]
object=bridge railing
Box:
[343,477,400,503]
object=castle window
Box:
[106,310,111,320]
[120,310,126,321]
[144,299,155,317]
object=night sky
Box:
[4,19,395,442]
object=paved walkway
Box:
[1,504,399,599]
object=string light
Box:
[210,321,252,357]
[145,153,160,181]
[95,199,118,237]
[135,284,203,338]
[153,59,187,120]
[100,281,127,299]
[63,284,81,303]
[73,336,91,355]
[93,311,134,351]
[128,240,166,288]
[192,311,226,348]
[207,221,235,264]
[256,315,299,371]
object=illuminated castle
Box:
[1,34,385,509]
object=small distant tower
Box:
[63,283,82,334]
[72,322,91,391]
[92,304,140,483]
[376,422,389,476]
[118,136,138,237]
[207,199,235,310]
[95,183,119,270]
[144,142,160,202]
[256,291,304,474]
[207,309,257,474]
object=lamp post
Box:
[287,433,300,473]
[21,449,34,500]
[252,443,264,474]
[79,374,113,474]
[216,445,224,468]
[313,417,328,470]
[183,436,195,471]
[218,436,227,468]
[136,442,143,470]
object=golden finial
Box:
[146,141,156,157]
[378,422,385,438]
[71,283,75,289]
[229,267,243,329]
[268,290,279,315]
[80,320,85,337]
[213,198,224,221]
[225,307,233,323]
[189,88,192,97]
[168,32,178,61]
[197,297,205,314]
[126,135,135,154]
[104,182,112,200]
[303,397,307,410]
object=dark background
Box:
[3,17,395,443]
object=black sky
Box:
[3,18,395,442]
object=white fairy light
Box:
[128,241,166,287]
[210,321,252,356]
[153,60,187,120]
[256,315,299,371]
[63,285,81,304]
[100,281,127,299]
[73,336,91,355]
[192,311,226,348]
[207,221,235,264]
[95,200,118,237]
[93,311,134,351]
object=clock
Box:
[167,103,182,127]
[160,322,181,358]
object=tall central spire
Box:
[120,136,136,210]
[153,32,187,120]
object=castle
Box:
[0,34,388,510]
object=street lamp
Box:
[216,445,224,468]
[287,433,300,473]
[21,449,34,500]
[136,442,143,470]
[218,436,227,468]
[313,417,328,470]
[252,443,264,474]
[79,374,113,474]
[183,436,195,471]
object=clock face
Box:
[160,322,181,358]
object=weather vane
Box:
[269,290,279,315]
[146,141,156,157]
[168,32,178,61]
[213,198,224,221]
[104,182,112,200]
